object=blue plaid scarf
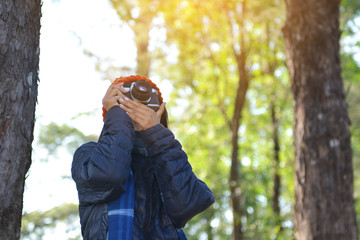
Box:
[107,136,187,240]
[107,170,135,240]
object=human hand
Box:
[102,83,128,111]
[119,97,166,131]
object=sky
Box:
[22,0,142,236]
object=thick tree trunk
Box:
[283,0,358,239]
[0,0,41,239]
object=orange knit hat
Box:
[102,75,163,121]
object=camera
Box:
[123,80,161,111]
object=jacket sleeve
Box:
[138,124,215,228]
[71,106,135,205]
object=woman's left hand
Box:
[119,97,166,131]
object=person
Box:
[71,75,215,240]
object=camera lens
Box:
[138,85,148,92]
[131,80,152,102]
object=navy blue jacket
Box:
[72,106,214,239]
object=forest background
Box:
[20,0,360,239]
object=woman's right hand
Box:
[102,83,128,111]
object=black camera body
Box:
[123,80,161,111]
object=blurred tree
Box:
[340,0,360,233]
[0,1,41,239]
[109,0,161,76]
[21,203,80,240]
[37,122,98,156]
[221,1,250,238]
[283,0,358,239]
[159,0,252,237]
[159,0,293,239]
[341,52,360,233]
[340,0,360,33]
[262,21,290,236]
[20,123,97,239]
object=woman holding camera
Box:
[71,75,214,240]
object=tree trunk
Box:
[132,14,151,76]
[230,50,249,240]
[132,7,153,77]
[227,1,249,239]
[0,0,41,239]
[270,103,282,228]
[265,22,282,230]
[206,218,214,240]
[283,0,358,239]
[110,0,154,77]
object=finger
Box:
[103,85,123,109]
[119,103,146,121]
[114,89,125,98]
[106,84,123,97]
[156,102,166,118]
[126,112,142,125]
[110,86,127,101]
[109,83,123,93]
[113,95,123,105]
[113,82,124,88]
[104,84,115,96]
[113,84,127,94]
[113,83,127,93]
[121,98,150,114]
[119,102,135,114]
[128,98,156,114]
[119,85,128,93]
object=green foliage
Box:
[21,203,80,240]
[156,0,296,238]
[341,52,360,232]
[38,122,98,155]
[339,0,360,233]
[340,0,360,34]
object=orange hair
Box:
[102,75,163,121]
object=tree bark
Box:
[283,0,358,239]
[0,0,41,239]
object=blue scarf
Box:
[107,136,187,240]
[107,170,135,240]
